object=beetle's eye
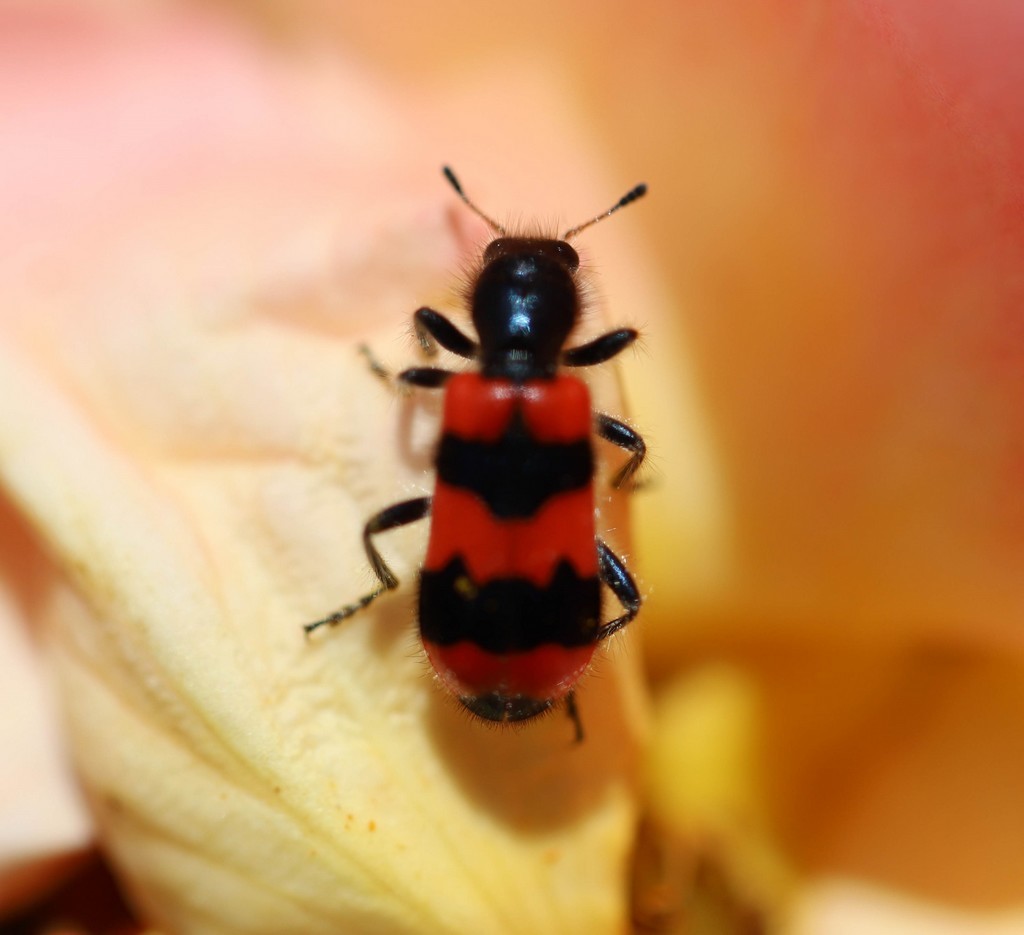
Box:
[555,241,580,271]
[483,239,507,263]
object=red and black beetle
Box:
[306,167,647,740]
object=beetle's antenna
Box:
[443,166,506,236]
[562,183,647,241]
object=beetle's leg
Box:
[564,690,585,744]
[397,367,457,389]
[358,343,398,385]
[360,307,474,391]
[562,543,642,740]
[304,496,432,636]
[596,413,647,489]
[561,328,638,367]
[413,307,478,359]
[358,345,457,394]
[595,539,642,641]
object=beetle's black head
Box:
[471,237,580,382]
[442,166,646,381]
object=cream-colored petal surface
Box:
[0,10,655,933]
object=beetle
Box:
[305,167,647,741]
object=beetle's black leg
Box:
[397,367,457,389]
[595,539,642,641]
[358,343,397,385]
[304,496,432,636]
[564,690,585,744]
[388,308,475,389]
[596,413,647,489]
[414,307,478,359]
[358,349,455,392]
[359,305,475,389]
[561,328,638,368]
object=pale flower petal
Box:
[0,9,651,933]
[792,880,1024,935]
[0,560,91,916]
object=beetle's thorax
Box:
[472,237,580,382]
